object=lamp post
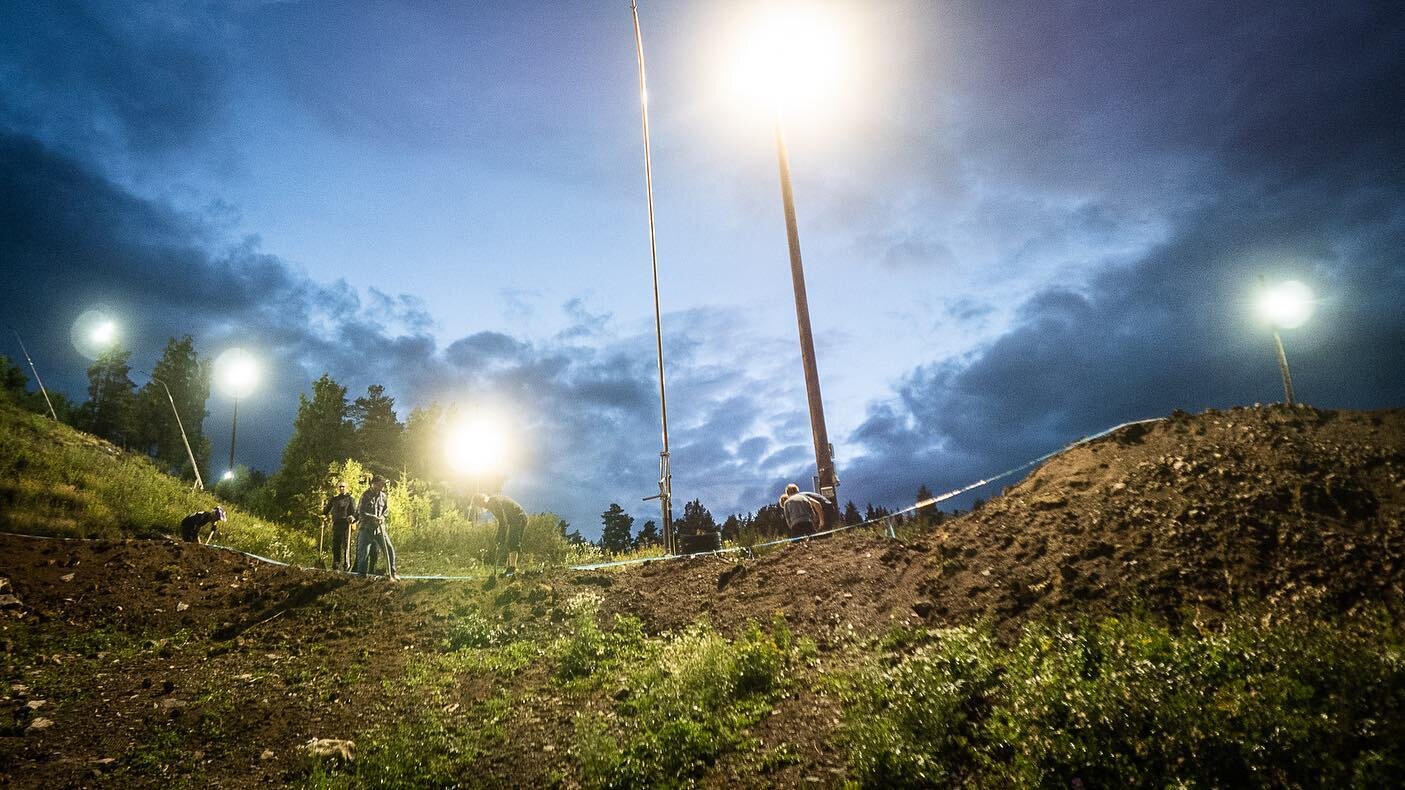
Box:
[10,330,59,420]
[772,118,838,501]
[144,372,206,491]
[733,4,845,503]
[1255,278,1315,405]
[214,348,259,477]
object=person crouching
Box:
[180,506,226,544]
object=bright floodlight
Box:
[90,320,117,346]
[729,2,849,112]
[445,413,509,477]
[214,347,260,399]
[71,307,121,359]
[222,470,235,481]
[1256,280,1315,330]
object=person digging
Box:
[180,506,226,544]
[474,493,528,575]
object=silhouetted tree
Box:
[843,500,862,525]
[79,345,136,446]
[352,384,405,477]
[634,519,659,548]
[600,503,635,554]
[133,336,210,481]
[677,498,716,536]
[273,374,356,521]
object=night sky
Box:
[2,1,1403,537]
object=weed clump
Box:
[842,608,1405,787]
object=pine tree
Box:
[913,485,936,526]
[352,384,405,478]
[599,503,635,554]
[79,345,136,446]
[634,519,659,548]
[677,498,716,536]
[272,374,356,521]
[133,336,211,480]
[843,500,862,525]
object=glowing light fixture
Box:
[71,307,121,359]
[214,347,260,474]
[1254,278,1315,405]
[222,470,235,481]
[214,348,260,399]
[729,1,849,113]
[90,320,118,347]
[445,412,510,478]
[1256,280,1315,330]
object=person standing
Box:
[322,481,357,571]
[474,493,528,574]
[355,475,398,580]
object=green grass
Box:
[561,600,814,788]
[841,607,1405,787]
[0,400,312,562]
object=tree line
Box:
[4,340,964,557]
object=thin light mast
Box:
[630,0,675,553]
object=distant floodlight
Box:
[71,307,121,360]
[222,470,235,481]
[445,413,510,477]
[214,348,260,399]
[1256,280,1315,330]
[90,320,117,346]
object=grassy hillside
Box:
[0,399,311,562]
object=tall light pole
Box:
[630,0,676,554]
[10,330,59,420]
[142,371,206,491]
[214,348,259,478]
[1255,278,1315,405]
[773,119,837,500]
[732,4,846,503]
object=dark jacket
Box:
[359,488,388,528]
[484,495,528,547]
[323,493,356,524]
[180,510,218,542]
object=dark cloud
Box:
[0,2,228,157]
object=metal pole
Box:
[631,0,675,554]
[228,395,239,474]
[12,331,58,421]
[150,374,206,491]
[1272,331,1295,405]
[773,117,838,505]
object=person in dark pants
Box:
[474,493,528,574]
[180,507,226,543]
[322,481,356,571]
[355,475,398,580]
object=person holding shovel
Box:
[321,480,356,571]
[354,475,398,580]
[473,493,528,575]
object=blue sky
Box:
[2,1,1403,537]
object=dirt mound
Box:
[598,405,1405,640]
